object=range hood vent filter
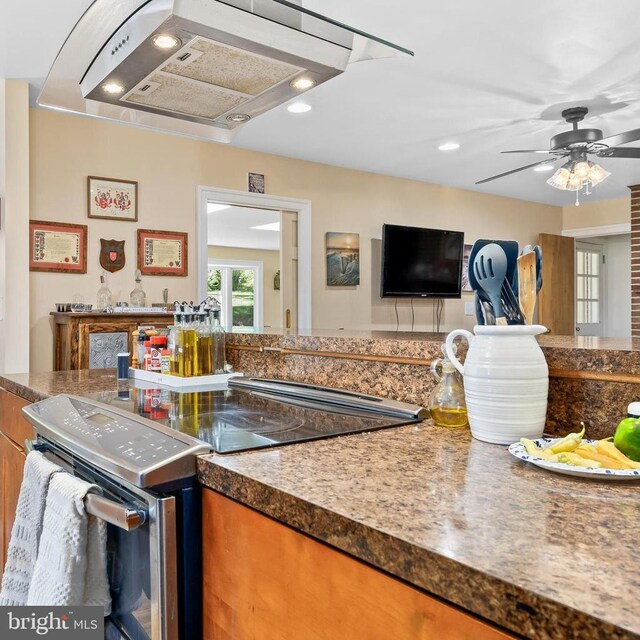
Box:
[162,38,302,96]
[125,72,247,120]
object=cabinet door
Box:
[78,322,137,369]
[0,431,26,578]
[202,490,515,640]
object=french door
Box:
[208,259,263,329]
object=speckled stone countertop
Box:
[2,356,640,639]
[198,425,640,640]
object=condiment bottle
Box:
[130,269,147,307]
[211,309,226,374]
[428,344,468,428]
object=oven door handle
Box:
[25,439,147,532]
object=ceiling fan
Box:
[476,107,640,192]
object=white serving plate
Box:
[508,437,640,480]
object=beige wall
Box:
[562,196,629,230]
[30,108,563,371]
[207,245,280,328]
[0,81,30,373]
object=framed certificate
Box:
[88,176,138,221]
[137,229,188,276]
[29,220,87,273]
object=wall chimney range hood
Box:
[39,0,413,143]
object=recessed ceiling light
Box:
[226,113,251,123]
[290,77,316,91]
[153,34,181,50]
[287,102,312,114]
[207,203,231,213]
[251,222,280,231]
[534,164,555,172]
[438,142,460,151]
[103,82,124,94]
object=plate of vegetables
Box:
[509,424,640,480]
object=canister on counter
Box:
[117,353,130,380]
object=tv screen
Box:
[380,224,464,298]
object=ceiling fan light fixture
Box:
[546,167,571,190]
[573,160,591,181]
[588,163,610,187]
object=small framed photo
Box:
[326,232,360,286]
[137,229,188,277]
[29,220,87,273]
[248,172,265,194]
[88,176,138,221]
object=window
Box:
[575,247,601,325]
[208,259,263,328]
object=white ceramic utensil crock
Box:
[445,325,549,444]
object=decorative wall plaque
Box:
[29,220,87,273]
[137,228,188,276]
[88,176,138,221]
[99,238,126,272]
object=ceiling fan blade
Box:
[476,158,556,185]
[501,150,551,154]
[597,128,640,148]
[596,147,640,159]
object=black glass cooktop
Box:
[83,378,426,454]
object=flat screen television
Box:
[380,224,464,298]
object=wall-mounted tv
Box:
[380,224,464,298]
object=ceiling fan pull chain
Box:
[575,190,580,206]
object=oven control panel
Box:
[23,395,211,488]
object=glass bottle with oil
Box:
[182,312,199,378]
[197,309,213,376]
[428,344,468,428]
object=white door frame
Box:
[562,222,630,238]
[197,186,312,329]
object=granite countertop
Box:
[2,365,639,639]
[198,425,639,640]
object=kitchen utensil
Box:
[517,251,537,324]
[509,438,640,480]
[474,292,486,324]
[445,324,549,444]
[534,244,543,293]
[472,244,508,325]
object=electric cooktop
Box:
[85,377,428,454]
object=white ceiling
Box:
[3,1,640,206]
[208,205,280,251]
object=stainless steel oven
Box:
[22,395,211,640]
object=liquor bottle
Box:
[96,274,113,310]
[130,269,147,307]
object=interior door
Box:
[575,241,605,337]
[538,233,575,335]
[280,210,298,330]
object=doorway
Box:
[197,187,312,330]
[574,234,630,338]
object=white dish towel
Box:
[27,471,112,614]
[0,451,63,606]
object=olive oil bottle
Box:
[428,344,468,428]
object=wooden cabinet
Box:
[0,390,32,577]
[51,311,173,370]
[202,490,515,640]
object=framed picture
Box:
[326,232,360,286]
[137,228,188,276]
[29,220,87,273]
[248,172,265,194]
[88,176,138,221]
[461,243,473,292]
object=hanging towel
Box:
[27,472,112,615]
[0,451,63,606]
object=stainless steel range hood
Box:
[39,0,413,143]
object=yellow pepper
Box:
[556,452,601,468]
[572,445,627,470]
[596,440,640,470]
[547,424,586,454]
